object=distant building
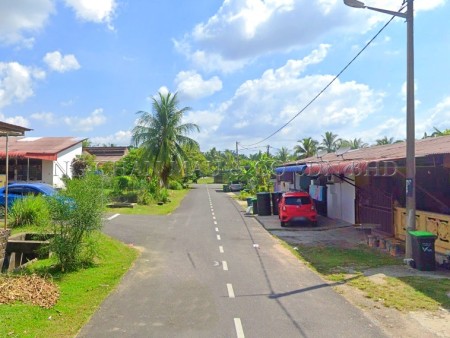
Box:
[83,146,129,164]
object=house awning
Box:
[305,161,369,176]
[0,152,57,161]
[275,165,306,174]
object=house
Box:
[276,136,450,257]
[0,136,85,188]
[83,146,129,164]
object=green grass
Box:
[0,233,139,337]
[105,189,189,215]
[282,240,450,312]
[196,177,214,184]
[347,275,450,311]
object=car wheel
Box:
[280,221,286,227]
[311,221,318,227]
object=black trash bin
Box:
[257,192,271,216]
[409,231,436,271]
[271,192,283,215]
[252,198,258,215]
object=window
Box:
[285,196,311,206]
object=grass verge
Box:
[197,177,214,184]
[282,241,450,312]
[0,232,139,337]
[106,189,189,215]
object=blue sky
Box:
[1,0,449,155]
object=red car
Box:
[278,191,317,227]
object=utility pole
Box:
[267,145,270,156]
[236,141,239,167]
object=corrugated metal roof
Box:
[0,121,32,135]
[287,135,450,165]
[0,136,84,159]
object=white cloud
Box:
[89,130,132,146]
[193,45,384,150]
[175,0,352,72]
[175,71,222,100]
[419,96,450,136]
[64,108,106,132]
[63,0,117,28]
[43,51,81,73]
[0,113,30,128]
[0,62,46,109]
[31,112,56,124]
[0,0,54,46]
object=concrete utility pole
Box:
[267,145,270,156]
[344,0,415,259]
[236,141,239,167]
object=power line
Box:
[241,8,403,148]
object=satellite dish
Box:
[316,149,328,159]
[335,146,351,157]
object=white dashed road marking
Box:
[219,246,224,253]
[227,283,235,298]
[234,318,245,338]
[107,214,120,220]
[222,261,228,271]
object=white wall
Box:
[326,177,355,224]
[41,143,82,188]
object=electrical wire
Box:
[240,6,405,148]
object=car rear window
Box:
[284,196,311,205]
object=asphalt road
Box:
[77,184,387,338]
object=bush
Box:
[157,188,169,203]
[168,180,183,190]
[9,195,51,228]
[46,173,105,271]
[137,190,154,205]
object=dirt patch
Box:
[0,274,59,308]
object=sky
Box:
[1,0,450,156]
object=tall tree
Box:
[294,137,318,159]
[375,136,400,145]
[131,92,200,187]
[337,138,368,150]
[321,131,339,153]
[275,147,292,163]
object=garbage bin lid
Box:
[408,230,436,237]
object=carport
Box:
[0,122,32,229]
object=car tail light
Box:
[282,206,286,211]
[311,204,315,211]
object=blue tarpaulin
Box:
[275,165,306,174]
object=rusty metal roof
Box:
[286,135,450,165]
[0,121,32,136]
[84,147,129,163]
[0,136,84,160]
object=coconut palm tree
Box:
[132,92,200,187]
[321,131,339,153]
[275,147,292,163]
[294,137,318,159]
[337,138,368,150]
[375,136,401,145]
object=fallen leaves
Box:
[0,274,59,308]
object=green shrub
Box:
[137,190,154,205]
[168,180,183,190]
[46,173,105,271]
[157,188,169,203]
[9,195,51,228]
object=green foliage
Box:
[114,175,132,191]
[46,174,105,271]
[168,180,183,190]
[71,154,96,178]
[157,188,169,203]
[9,195,51,228]
[131,91,200,188]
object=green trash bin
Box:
[252,198,258,215]
[246,197,253,207]
[223,184,229,192]
[409,231,436,271]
